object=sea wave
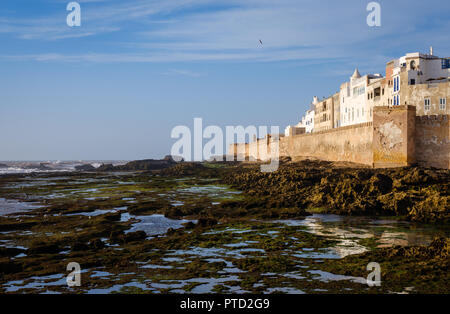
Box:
[0,167,70,175]
[0,161,128,175]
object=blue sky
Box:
[0,0,449,160]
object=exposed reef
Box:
[222,160,450,223]
[0,159,448,294]
[96,155,179,172]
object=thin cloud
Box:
[0,0,448,64]
[162,69,205,77]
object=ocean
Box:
[0,160,128,174]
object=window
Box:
[442,59,450,69]
[410,79,415,85]
[353,86,365,97]
[424,99,431,111]
[394,77,400,92]
[374,88,381,97]
[394,95,400,106]
[440,98,447,110]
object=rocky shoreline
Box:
[0,159,448,294]
[221,159,449,223]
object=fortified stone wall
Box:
[372,105,416,168]
[280,123,373,165]
[229,106,450,169]
[415,115,450,169]
[230,123,374,166]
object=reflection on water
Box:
[309,270,367,284]
[276,214,450,257]
[0,198,42,216]
[125,214,195,236]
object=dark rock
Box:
[196,218,218,228]
[97,157,179,172]
[103,212,121,222]
[122,231,147,243]
[109,230,147,244]
[29,242,61,254]
[71,241,89,251]
[0,261,22,274]
[182,221,196,229]
[89,238,105,250]
[0,247,25,258]
[75,164,96,171]
[109,230,123,243]
[96,164,115,171]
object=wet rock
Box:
[97,157,178,172]
[122,231,147,243]
[103,212,121,222]
[196,218,218,228]
[75,164,96,171]
[0,221,37,232]
[222,161,449,223]
[0,261,22,274]
[96,164,115,171]
[89,238,105,250]
[71,241,89,251]
[0,247,25,258]
[109,230,124,243]
[367,173,393,195]
[182,221,196,229]
[160,162,207,176]
[29,242,62,254]
[110,230,147,244]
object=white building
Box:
[303,108,315,133]
[389,47,450,107]
[340,69,383,127]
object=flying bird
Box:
[259,39,263,45]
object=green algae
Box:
[0,161,449,294]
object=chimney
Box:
[430,46,433,56]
